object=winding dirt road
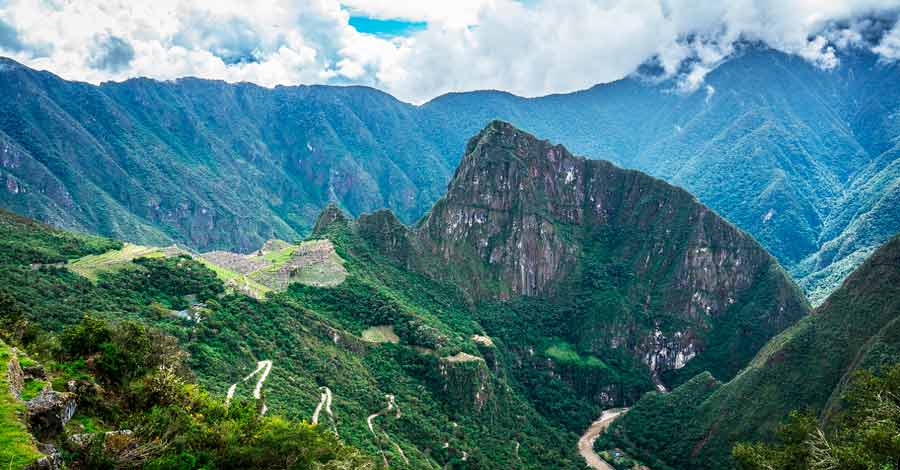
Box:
[366,394,408,468]
[225,360,274,413]
[578,408,629,470]
[312,386,333,425]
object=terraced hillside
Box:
[0,123,812,468]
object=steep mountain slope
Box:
[0,206,586,469]
[0,57,457,252]
[0,123,811,469]
[606,233,900,469]
[364,121,809,389]
[1,48,898,302]
[423,48,900,303]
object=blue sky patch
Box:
[349,16,427,37]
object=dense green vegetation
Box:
[733,365,900,470]
[605,234,900,469]
[2,314,372,469]
[423,49,900,304]
[0,204,591,468]
[1,106,892,468]
[0,176,803,468]
[600,373,721,469]
[414,122,807,401]
[2,48,899,304]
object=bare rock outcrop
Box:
[25,444,63,470]
[413,121,808,383]
[26,387,76,438]
[7,348,24,399]
[438,353,493,413]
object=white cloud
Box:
[340,0,493,28]
[0,0,404,88]
[874,21,900,60]
[0,0,898,103]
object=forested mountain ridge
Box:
[604,233,900,469]
[423,48,900,305]
[1,46,897,301]
[0,56,457,252]
[0,123,809,469]
[392,121,810,387]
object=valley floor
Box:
[579,408,629,470]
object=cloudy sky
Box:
[1,0,899,103]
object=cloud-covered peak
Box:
[0,0,899,103]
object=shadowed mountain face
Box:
[422,50,900,305]
[0,58,458,252]
[607,233,900,470]
[351,121,810,388]
[1,47,899,302]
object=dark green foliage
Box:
[0,208,121,264]
[732,411,818,470]
[0,290,27,343]
[0,208,587,469]
[60,315,112,358]
[98,256,225,309]
[602,373,721,469]
[26,316,373,470]
[733,365,900,470]
[609,234,900,469]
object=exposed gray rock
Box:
[6,348,24,399]
[68,430,134,450]
[410,121,808,384]
[22,363,46,380]
[26,387,76,438]
[25,443,63,470]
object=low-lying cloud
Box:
[0,0,898,103]
[89,34,135,72]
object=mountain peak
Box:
[414,124,807,384]
[311,203,351,237]
[0,56,27,73]
[463,120,557,161]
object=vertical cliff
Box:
[412,121,809,385]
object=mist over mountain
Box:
[2,46,898,304]
[3,2,900,469]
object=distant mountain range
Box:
[1,46,898,303]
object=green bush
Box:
[733,365,900,470]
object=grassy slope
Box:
[608,234,900,469]
[68,243,174,280]
[0,209,586,469]
[193,256,272,299]
[0,341,42,469]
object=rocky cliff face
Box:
[610,234,900,470]
[412,121,808,383]
[416,122,582,298]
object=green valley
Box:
[0,122,815,469]
[601,233,900,469]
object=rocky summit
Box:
[352,121,810,388]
